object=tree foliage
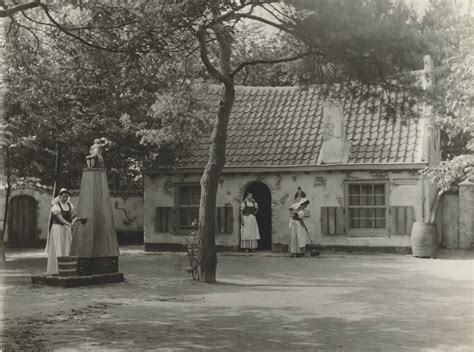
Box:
[422,0,474,156]
[4,2,210,190]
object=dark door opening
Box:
[245,182,272,250]
[7,195,37,247]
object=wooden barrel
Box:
[410,222,439,258]
[57,256,78,276]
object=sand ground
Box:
[0,247,473,351]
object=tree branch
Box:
[234,13,293,34]
[203,0,275,29]
[231,51,315,77]
[37,3,126,53]
[21,9,139,31]
[196,27,229,85]
[0,0,40,17]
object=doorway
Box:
[7,195,37,247]
[245,182,272,250]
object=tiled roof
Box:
[179,85,424,168]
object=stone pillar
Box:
[70,168,120,258]
[458,180,474,249]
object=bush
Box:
[423,154,474,192]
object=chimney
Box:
[422,55,435,90]
[318,98,351,164]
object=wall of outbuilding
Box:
[144,169,425,251]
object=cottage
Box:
[144,83,440,253]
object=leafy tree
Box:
[422,0,473,157]
[420,0,473,215]
[1,0,429,280]
[5,4,209,190]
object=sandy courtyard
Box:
[1,247,473,351]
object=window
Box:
[347,183,387,230]
[176,184,201,229]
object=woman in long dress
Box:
[289,198,310,258]
[240,193,261,252]
[46,188,76,275]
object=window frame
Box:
[344,180,389,237]
[175,183,201,230]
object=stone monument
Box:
[32,138,124,287]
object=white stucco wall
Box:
[70,193,143,234]
[2,186,143,244]
[144,169,425,250]
[3,186,52,242]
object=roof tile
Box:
[178,85,424,168]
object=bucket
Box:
[410,222,439,258]
[57,256,78,276]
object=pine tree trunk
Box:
[199,84,235,283]
[197,17,235,283]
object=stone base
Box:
[31,272,125,288]
[77,256,119,275]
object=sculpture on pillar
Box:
[86,137,110,168]
[32,136,123,286]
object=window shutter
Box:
[225,205,233,234]
[155,207,174,233]
[216,207,225,233]
[321,206,345,235]
[389,206,415,235]
[216,206,234,234]
[321,207,329,235]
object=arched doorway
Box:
[7,195,37,247]
[245,182,272,250]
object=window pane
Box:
[179,188,188,205]
[349,196,360,206]
[350,219,361,229]
[361,219,374,228]
[349,209,361,218]
[374,184,385,195]
[179,186,201,206]
[360,196,373,206]
[374,196,385,206]
[349,185,360,195]
[361,185,373,195]
[347,183,387,231]
[190,187,200,205]
[374,208,386,218]
[361,208,374,218]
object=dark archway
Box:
[7,195,37,247]
[245,182,272,250]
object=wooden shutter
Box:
[155,207,174,233]
[389,206,415,235]
[321,206,345,235]
[216,205,233,234]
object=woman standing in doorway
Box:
[289,198,310,258]
[240,192,261,252]
[46,188,77,275]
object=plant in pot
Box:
[415,155,474,258]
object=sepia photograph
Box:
[0,0,473,350]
